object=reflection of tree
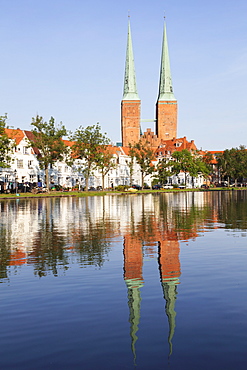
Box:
[29,219,68,277]
[216,191,247,230]
[71,220,112,268]
[0,228,11,280]
[71,197,112,268]
[159,193,212,239]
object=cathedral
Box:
[121,19,178,149]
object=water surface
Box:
[1,191,247,369]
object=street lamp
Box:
[14,170,18,194]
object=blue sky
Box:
[1,0,247,150]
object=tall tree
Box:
[0,114,13,168]
[217,146,247,186]
[96,147,116,190]
[126,152,135,186]
[29,115,70,190]
[129,141,154,188]
[71,123,110,191]
[170,149,209,187]
[156,159,172,185]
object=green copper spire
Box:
[158,20,176,101]
[123,21,140,100]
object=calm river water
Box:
[0,191,247,369]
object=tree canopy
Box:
[29,115,70,189]
[71,123,110,190]
[129,141,154,188]
[0,114,14,168]
[155,159,172,185]
[95,148,116,190]
[217,146,247,185]
[169,149,210,186]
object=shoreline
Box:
[0,187,246,200]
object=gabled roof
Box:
[4,128,25,145]
[119,146,131,156]
[63,139,75,147]
[24,130,40,155]
[155,137,197,157]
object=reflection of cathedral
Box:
[158,238,180,356]
[123,234,143,363]
[123,227,181,362]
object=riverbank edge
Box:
[0,187,246,200]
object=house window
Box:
[17,160,23,168]
[23,146,28,154]
[28,160,33,169]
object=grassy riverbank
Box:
[0,187,246,199]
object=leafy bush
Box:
[115,185,129,191]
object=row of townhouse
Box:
[0,129,205,192]
[0,128,145,192]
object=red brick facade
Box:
[156,100,177,141]
[121,100,141,147]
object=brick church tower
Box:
[156,20,177,140]
[121,20,141,147]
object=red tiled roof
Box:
[4,128,25,145]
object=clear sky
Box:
[1,0,246,150]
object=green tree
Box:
[0,114,14,168]
[217,146,247,186]
[29,115,70,191]
[155,159,172,185]
[170,149,209,187]
[126,154,134,186]
[96,148,116,190]
[202,152,214,172]
[71,123,110,191]
[129,141,154,188]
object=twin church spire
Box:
[123,21,140,101]
[158,21,176,101]
[121,18,177,147]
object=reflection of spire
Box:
[126,279,143,363]
[158,239,181,357]
[123,234,143,365]
[162,281,178,356]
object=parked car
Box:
[152,184,162,190]
[163,185,173,189]
[132,184,142,190]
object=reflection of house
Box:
[9,249,27,266]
